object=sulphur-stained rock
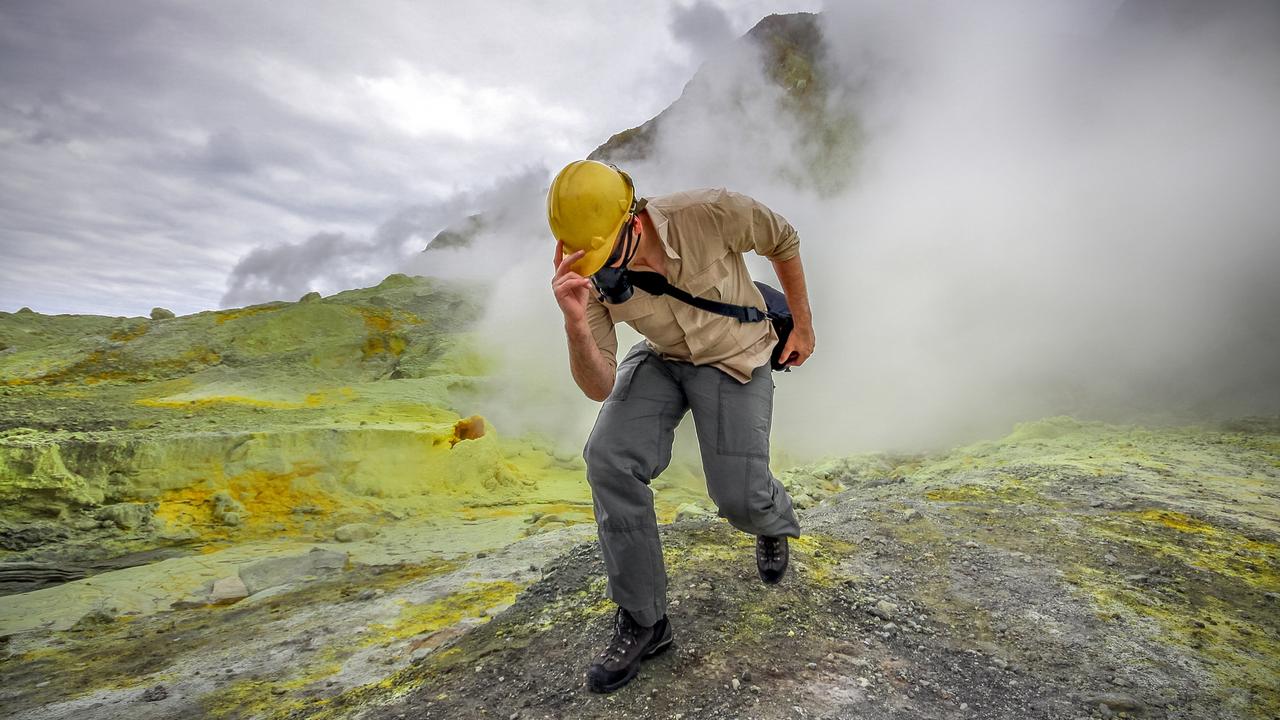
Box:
[238,547,347,595]
[209,575,250,604]
[70,605,118,632]
[211,490,246,526]
[149,307,175,320]
[333,523,378,542]
[96,502,154,530]
[238,583,299,606]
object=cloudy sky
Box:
[0,0,817,317]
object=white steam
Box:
[221,1,1280,460]
[465,0,1280,457]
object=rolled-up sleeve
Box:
[719,190,800,261]
[585,295,619,373]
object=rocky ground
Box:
[1,416,1275,720]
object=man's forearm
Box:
[770,254,813,328]
[565,318,615,402]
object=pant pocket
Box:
[606,345,649,403]
[715,367,772,458]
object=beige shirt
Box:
[585,188,800,383]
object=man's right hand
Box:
[553,241,595,325]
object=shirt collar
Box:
[641,199,681,261]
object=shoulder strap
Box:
[626,271,766,323]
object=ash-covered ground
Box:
[2,415,1276,720]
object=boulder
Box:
[299,291,322,302]
[149,307,175,320]
[238,547,347,595]
[208,575,250,604]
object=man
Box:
[547,160,816,694]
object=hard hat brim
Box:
[568,215,627,277]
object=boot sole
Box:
[587,627,674,694]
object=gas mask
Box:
[590,216,640,304]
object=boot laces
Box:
[758,535,784,562]
[598,607,641,664]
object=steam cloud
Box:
[222,0,1280,459]
[460,0,1280,457]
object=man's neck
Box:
[633,211,665,274]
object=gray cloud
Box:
[222,169,548,307]
[0,0,815,316]
[670,1,736,54]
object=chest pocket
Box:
[673,254,740,356]
[681,251,731,297]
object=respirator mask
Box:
[590,214,640,304]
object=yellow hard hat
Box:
[547,160,636,277]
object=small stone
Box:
[731,678,741,691]
[902,508,920,521]
[740,670,752,682]
[271,687,286,695]
[749,685,762,694]
[140,685,169,702]
[869,600,898,620]
[806,662,817,670]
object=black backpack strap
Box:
[626,271,767,323]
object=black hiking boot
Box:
[586,607,673,693]
[756,534,789,584]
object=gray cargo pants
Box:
[583,340,802,627]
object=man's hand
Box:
[769,253,815,368]
[553,241,595,324]
[778,322,815,368]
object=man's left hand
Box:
[779,323,815,368]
